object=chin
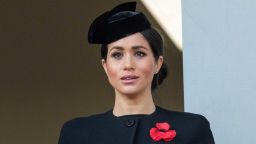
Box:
[116,86,146,96]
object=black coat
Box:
[58,106,215,144]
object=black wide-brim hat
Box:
[88,2,151,44]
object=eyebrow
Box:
[109,45,149,52]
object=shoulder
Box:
[157,107,214,143]
[58,111,110,144]
[60,110,109,133]
[156,106,211,133]
[157,106,210,125]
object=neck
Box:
[112,89,155,117]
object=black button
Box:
[125,120,135,127]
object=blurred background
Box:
[0,0,183,143]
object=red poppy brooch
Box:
[149,122,176,142]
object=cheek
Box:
[138,60,155,78]
[105,63,119,81]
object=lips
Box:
[120,75,139,84]
[121,75,139,80]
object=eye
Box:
[111,52,123,59]
[135,51,146,57]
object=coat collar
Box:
[104,105,162,121]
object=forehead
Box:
[107,32,150,50]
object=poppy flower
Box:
[149,122,176,142]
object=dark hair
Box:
[101,28,168,90]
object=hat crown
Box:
[88,2,151,44]
[108,11,138,23]
[108,2,136,16]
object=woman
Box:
[58,2,215,144]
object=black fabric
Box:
[88,1,151,44]
[58,106,215,144]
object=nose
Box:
[123,54,135,71]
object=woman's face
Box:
[102,32,163,96]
